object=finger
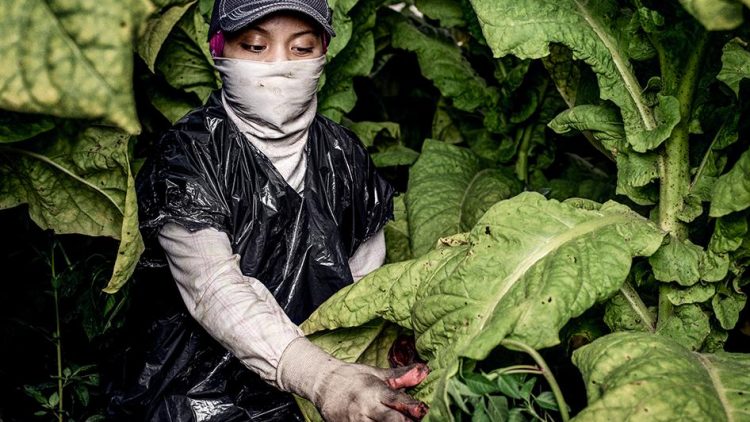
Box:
[367,408,410,422]
[384,363,430,389]
[381,389,429,420]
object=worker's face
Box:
[223,12,325,62]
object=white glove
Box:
[276,337,430,421]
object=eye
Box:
[241,43,266,53]
[293,46,315,54]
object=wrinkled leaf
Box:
[547,97,659,206]
[650,236,704,286]
[573,332,750,421]
[717,38,750,97]
[710,148,750,217]
[148,84,200,124]
[385,13,499,113]
[319,29,375,122]
[416,0,467,28]
[712,288,747,330]
[303,193,665,420]
[665,284,717,305]
[432,104,464,144]
[0,125,144,291]
[656,304,711,351]
[406,140,520,257]
[710,213,749,254]
[156,6,218,103]
[702,326,730,353]
[691,113,738,202]
[604,293,654,332]
[0,0,152,133]
[469,0,681,153]
[384,195,412,263]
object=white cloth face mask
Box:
[214,56,326,140]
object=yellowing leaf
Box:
[0,0,153,134]
[0,125,143,291]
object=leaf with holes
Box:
[303,192,665,420]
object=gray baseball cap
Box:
[209,0,336,39]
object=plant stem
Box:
[516,126,534,183]
[656,284,672,332]
[51,244,64,422]
[501,339,570,422]
[619,281,656,332]
[653,30,708,329]
[657,31,708,239]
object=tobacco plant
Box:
[1,0,749,420]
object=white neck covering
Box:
[214,56,326,192]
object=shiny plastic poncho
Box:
[105,91,394,421]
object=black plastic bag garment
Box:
[106,91,394,421]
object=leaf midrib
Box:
[572,0,656,131]
[696,354,734,422]
[478,213,633,332]
[3,146,123,214]
[41,0,118,100]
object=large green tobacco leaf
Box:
[711,148,750,217]
[469,0,681,153]
[303,192,665,420]
[679,0,746,31]
[572,332,750,421]
[0,126,144,292]
[717,38,750,97]
[0,0,152,134]
[385,13,499,114]
[406,140,520,257]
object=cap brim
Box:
[220,2,336,38]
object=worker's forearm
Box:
[158,223,304,386]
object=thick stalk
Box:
[655,31,709,328]
[501,339,570,422]
[657,31,708,239]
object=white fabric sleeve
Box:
[348,229,386,282]
[158,222,304,387]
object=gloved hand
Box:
[277,337,430,421]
